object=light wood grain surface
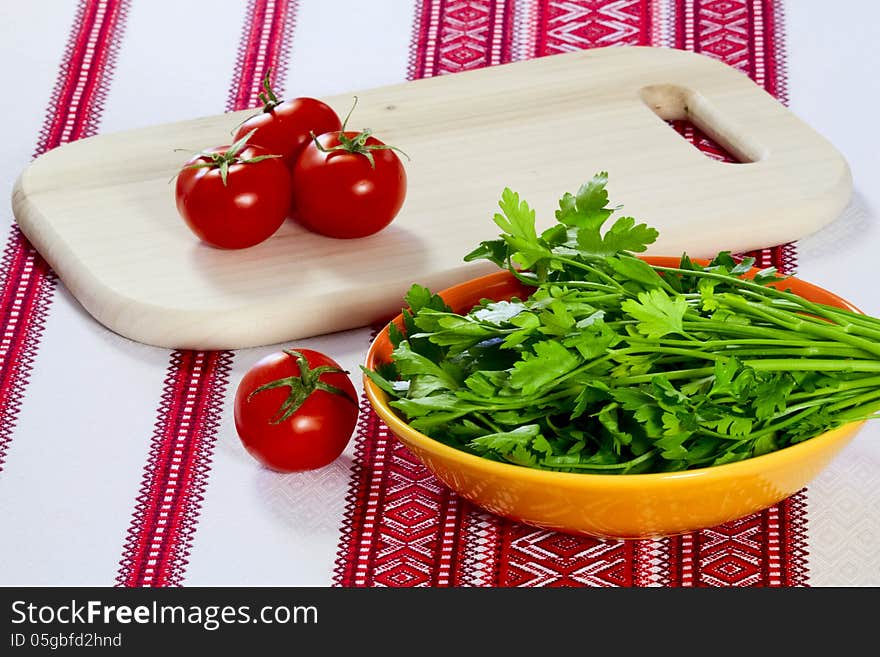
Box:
[12,46,851,350]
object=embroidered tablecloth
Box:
[0,0,877,587]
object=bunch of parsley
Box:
[365,173,880,473]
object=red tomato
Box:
[175,141,291,249]
[292,130,407,238]
[234,349,359,472]
[232,76,341,170]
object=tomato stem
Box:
[257,67,280,111]
[340,94,360,131]
[180,128,282,186]
[308,96,410,169]
[248,349,356,424]
[230,68,282,136]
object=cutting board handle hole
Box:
[640,84,766,164]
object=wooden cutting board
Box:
[12,46,851,350]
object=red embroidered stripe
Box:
[336,401,471,588]
[116,0,297,588]
[452,509,503,586]
[498,526,635,587]
[334,397,389,586]
[533,0,652,55]
[666,493,808,586]
[227,0,299,112]
[334,1,518,587]
[0,0,129,473]
[408,0,515,79]
[0,247,55,473]
[116,351,234,587]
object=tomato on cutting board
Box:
[233,70,341,170]
[291,98,408,239]
[174,129,291,249]
[234,349,359,472]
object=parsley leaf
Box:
[621,289,688,339]
[578,215,659,256]
[555,171,613,228]
[509,340,581,396]
[492,188,550,269]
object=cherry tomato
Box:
[234,349,359,472]
[292,130,407,238]
[233,72,341,170]
[175,137,291,249]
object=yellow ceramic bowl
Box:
[363,258,867,539]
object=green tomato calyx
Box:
[309,96,410,169]
[248,350,356,425]
[181,128,281,186]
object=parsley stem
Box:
[706,346,869,358]
[683,319,808,341]
[816,306,880,332]
[650,264,837,319]
[624,342,874,361]
[829,397,880,423]
[796,310,880,343]
[573,293,627,305]
[629,336,863,349]
[724,291,880,343]
[716,294,799,329]
[614,367,714,385]
[786,375,880,402]
[654,265,880,355]
[541,448,659,472]
[552,352,620,386]
[459,386,582,410]
[688,428,755,442]
[473,412,503,433]
[704,381,879,410]
[745,359,880,372]
[625,336,873,358]
[737,391,878,445]
[824,388,880,414]
[552,256,632,294]
[746,406,823,441]
[765,395,855,421]
[622,345,722,361]
[539,280,620,293]
[716,292,880,357]
[606,356,880,385]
